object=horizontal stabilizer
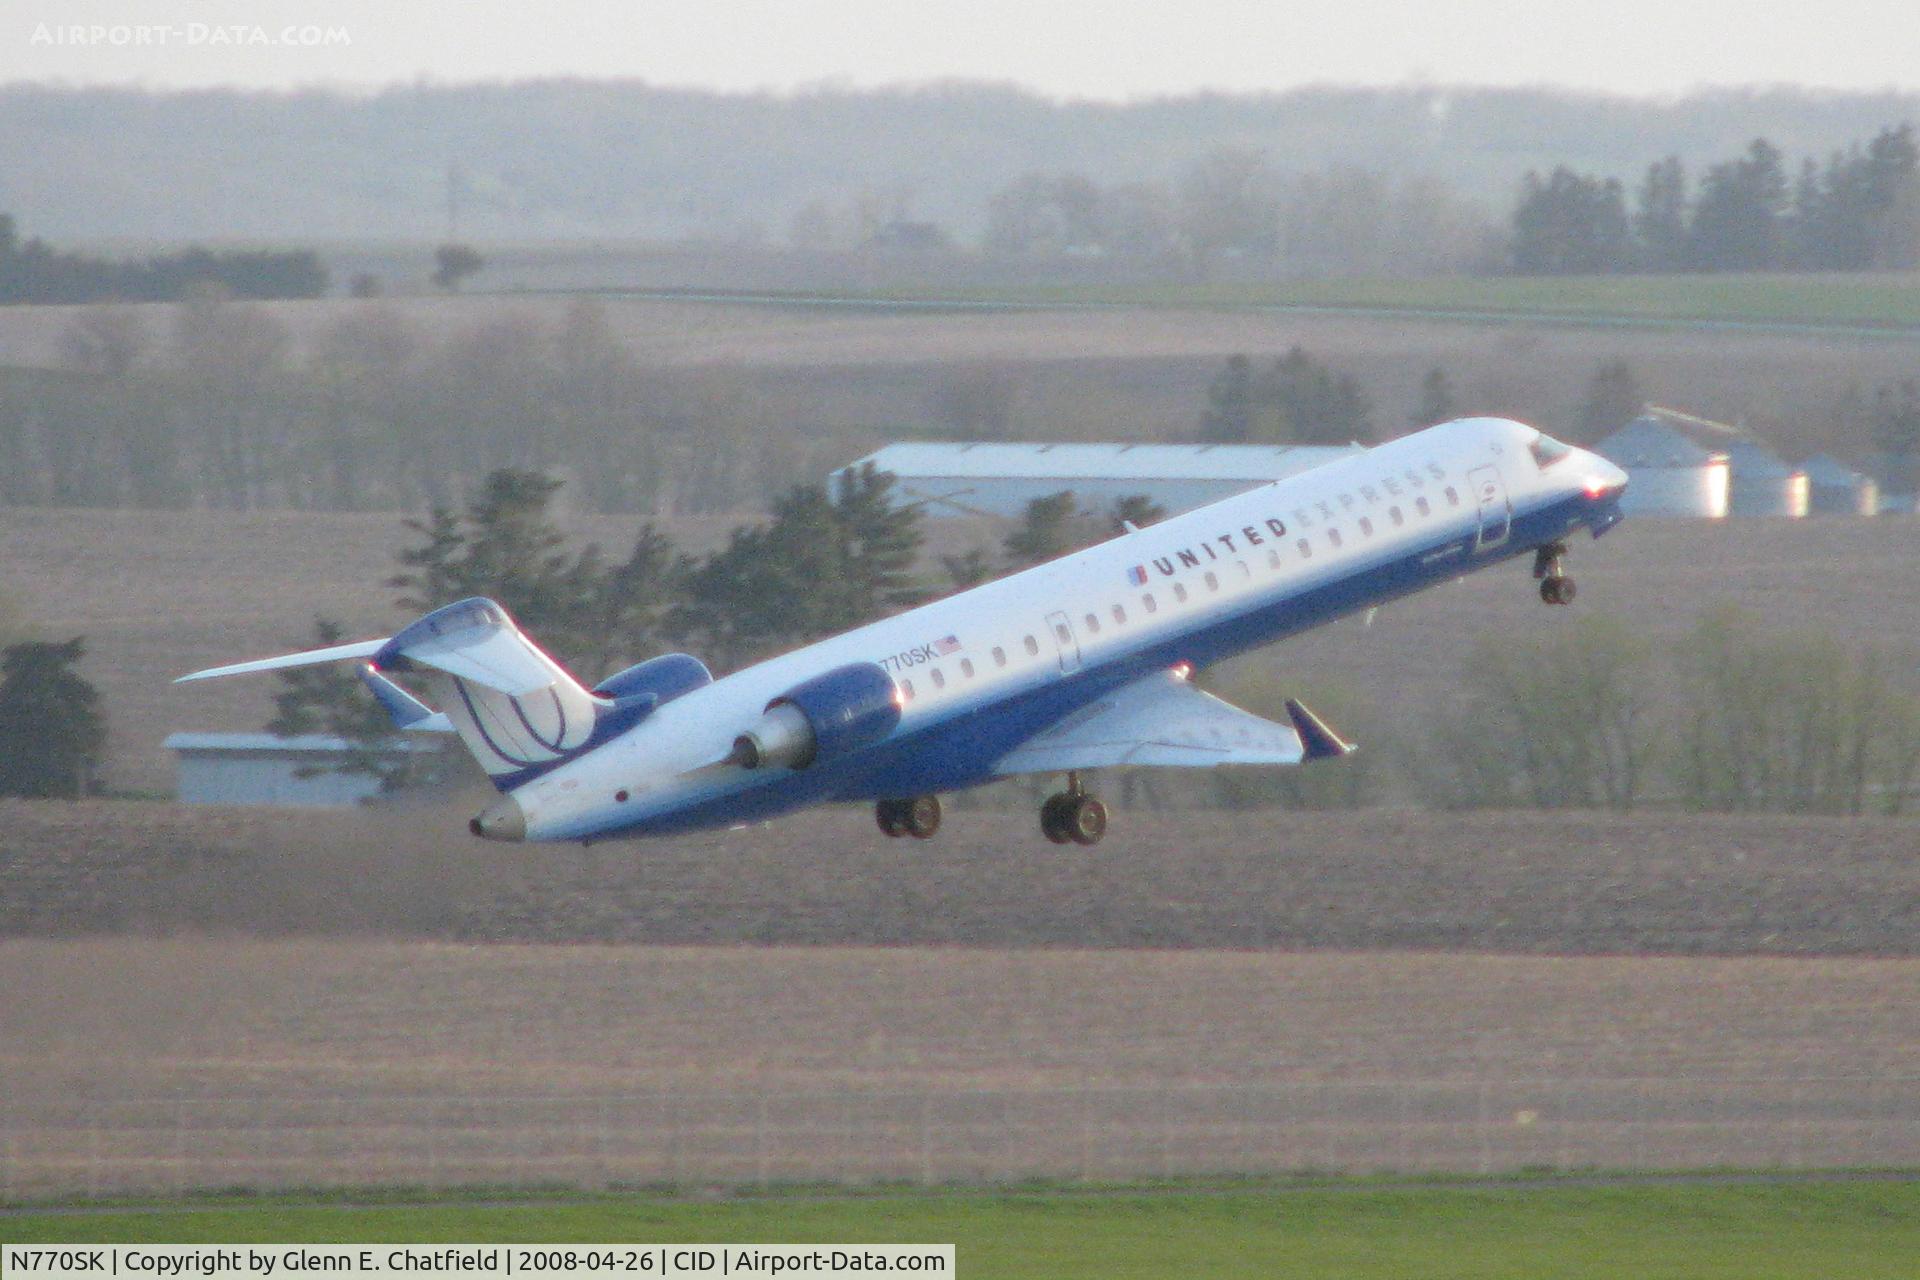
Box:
[175,638,387,683]
[394,620,561,697]
[1284,698,1357,761]
[361,667,454,733]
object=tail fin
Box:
[178,598,608,789]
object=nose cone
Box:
[1583,453,1630,499]
[469,794,527,842]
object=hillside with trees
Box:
[6,81,1917,251]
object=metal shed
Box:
[1591,414,1730,518]
[831,441,1360,518]
[1800,454,1880,517]
[165,733,429,807]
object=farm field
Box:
[3,801,1917,954]
[887,271,1920,331]
[6,1181,1920,1280]
[2,939,1918,1193]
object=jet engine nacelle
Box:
[729,662,901,770]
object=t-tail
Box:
[177,598,613,791]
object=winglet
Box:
[1284,698,1356,762]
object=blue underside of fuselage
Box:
[582,491,1616,841]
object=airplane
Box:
[178,416,1628,846]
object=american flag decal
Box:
[934,635,962,655]
[1126,564,1149,586]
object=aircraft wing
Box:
[993,669,1354,775]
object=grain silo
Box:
[1591,414,1730,518]
[1724,441,1809,517]
[1800,454,1879,516]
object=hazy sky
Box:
[13,0,1920,97]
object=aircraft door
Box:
[1044,611,1082,674]
[1467,464,1510,550]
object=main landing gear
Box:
[876,794,942,839]
[1040,771,1107,846]
[1533,541,1577,606]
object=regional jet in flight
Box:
[179,417,1627,845]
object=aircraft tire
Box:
[1040,794,1074,844]
[875,799,910,837]
[905,794,942,839]
[1066,795,1108,846]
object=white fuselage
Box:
[509,417,1626,840]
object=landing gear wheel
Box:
[875,798,910,838]
[904,794,942,839]
[1539,576,1577,606]
[1064,795,1108,846]
[1040,794,1074,844]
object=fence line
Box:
[4,1077,1916,1199]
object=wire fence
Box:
[4,1077,1917,1199]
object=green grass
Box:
[873,272,1920,331]
[5,1181,1917,1279]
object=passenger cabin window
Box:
[1359,517,1374,537]
[1174,583,1189,603]
[1143,593,1158,613]
[930,668,946,689]
[1267,548,1281,570]
[1297,538,1312,559]
[902,679,915,701]
[1445,486,1460,506]
[1024,635,1040,656]
[1053,621,1072,644]
[1204,570,1219,591]
[1236,560,1251,580]
[992,646,1007,667]
[1416,496,1431,517]
[1390,506,1404,526]
[960,658,975,678]
[1084,613,1100,633]
[1112,604,1127,624]
[1328,528,1344,548]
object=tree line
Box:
[1192,345,1920,477]
[0,213,326,304]
[1509,125,1920,274]
[0,295,820,513]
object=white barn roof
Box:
[840,441,1360,484]
[834,441,1363,518]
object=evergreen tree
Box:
[940,548,996,593]
[1686,139,1789,271]
[1256,346,1373,444]
[1410,367,1457,428]
[1633,157,1688,271]
[1200,354,1256,442]
[0,638,105,798]
[1109,494,1167,533]
[1004,491,1083,567]
[831,463,925,618]
[1510,167,1632,274]
[388,469,658,677]
[1575,360,1645,441]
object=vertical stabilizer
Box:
[372,598,608,788]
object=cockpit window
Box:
[1529,433,1574,469]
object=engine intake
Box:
[729,662,901,770]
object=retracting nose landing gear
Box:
[1040,771,1108,846]
[876,794,942,839]
[1533,541,1577,606]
